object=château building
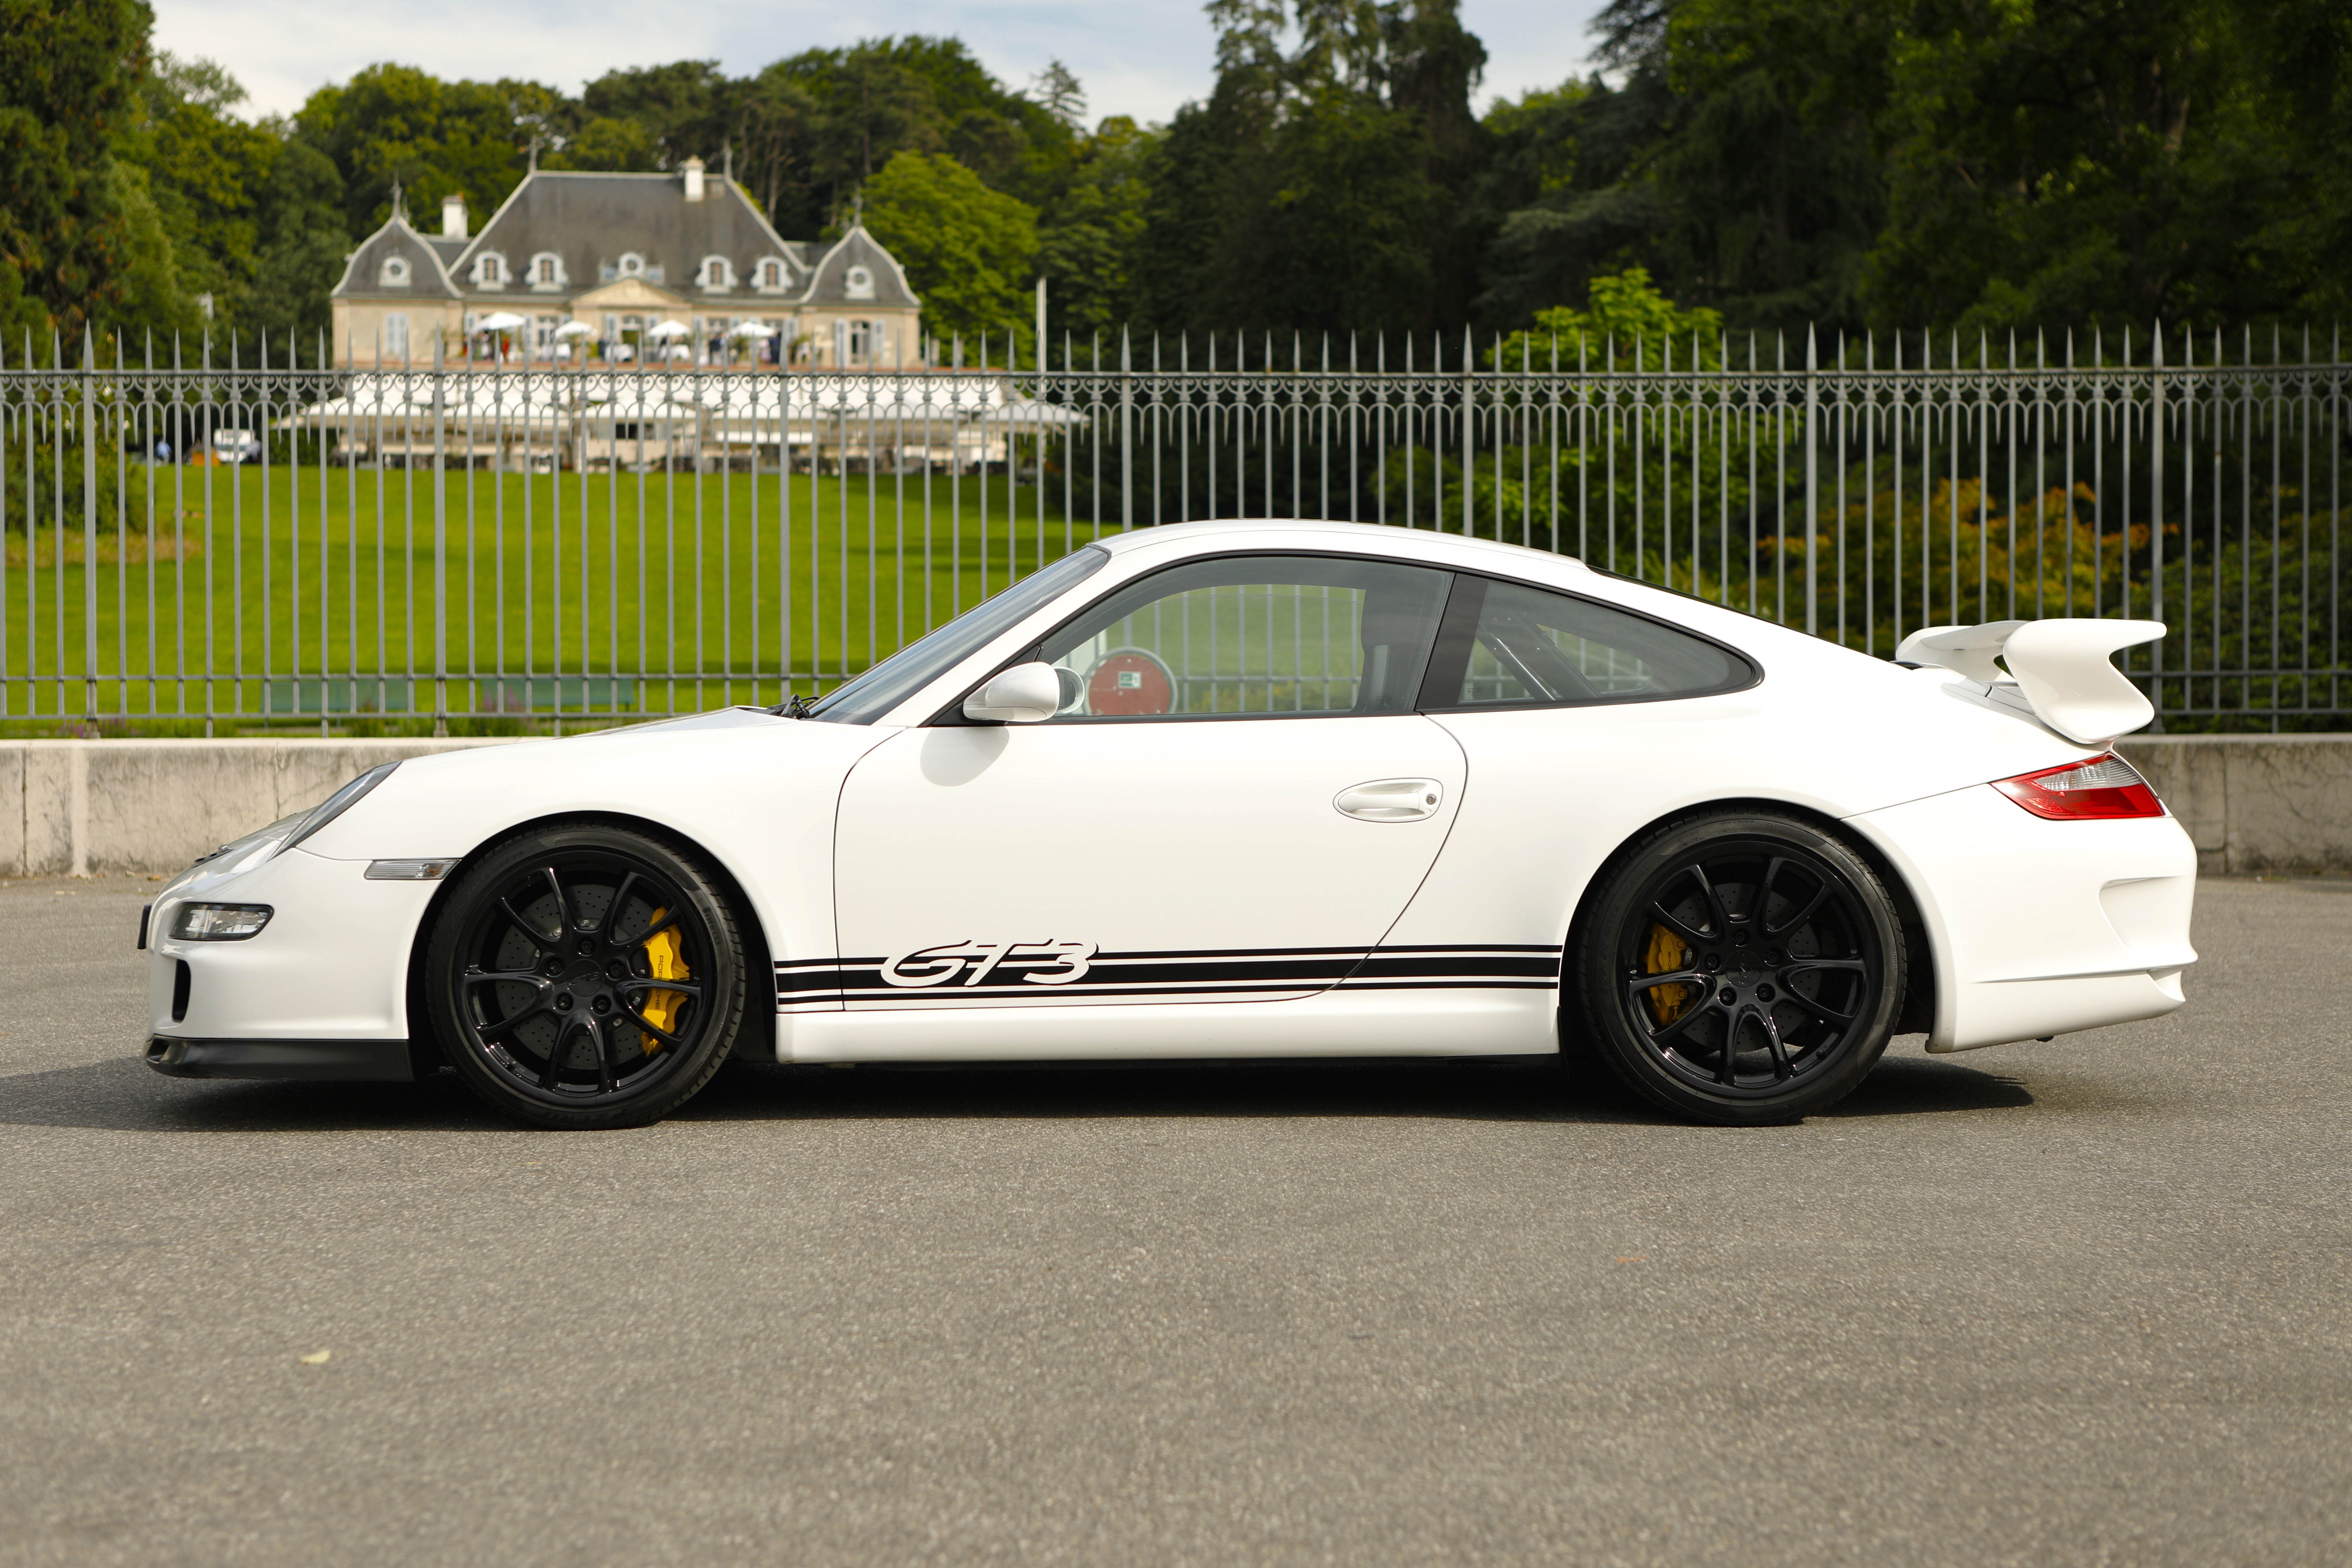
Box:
[327,159,922,370]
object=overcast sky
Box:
[152,0,1607,125]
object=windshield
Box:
[806,545,1111,724]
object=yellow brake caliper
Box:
[1644,923,1692,1026]
[638,907,691,1055]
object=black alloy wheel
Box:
[1572,811,1904,1125]
[426,824,745,1129]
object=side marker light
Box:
[1992,754,2164,820]
[365,859,458,881]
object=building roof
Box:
[330,214,462,303]
[457,170,799,298]
[332,170,922,316]
[801,226,920,309]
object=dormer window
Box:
[378,254,411,288]
[757,259,785,290]
[530,252,563,288]
[618,252,645,278]
[473,253,507,289]
[844,264,875,300]
[699,256,734,290]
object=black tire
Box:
[425,823,747,1129]
[1571,811,1904,1125]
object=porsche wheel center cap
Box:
[552,960,619,1014]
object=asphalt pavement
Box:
[1,873,2346,1567]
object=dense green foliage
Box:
[0,0,152,344]
[1482,0,2352,337]
[2,0,2346,358]
[860,150,1040,347]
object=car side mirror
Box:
[962,661,1074,724]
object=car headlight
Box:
[190,762,401,875]
[172,903,273,940]
[197,813,309,877]
[281,762,400,855]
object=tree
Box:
[544,115,660,173]
[1030,60,1086,131]
[763,36,1078,226]
[1858,0,2324,333]
[98,156,199,337]
[295,64,563,236]
[245,137,348,345]
[0,0,153,343]
[1037,117,1153,343]
[1135,0,1486,337]
[1473,0,1884,336]
[111,53,350,346]
[1486,264,1724,369]
[579,61,731,167]
[859,150,1038,348]
[127,54,271,327]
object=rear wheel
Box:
[1572,811,1903,1125]
[426,824,746,1129]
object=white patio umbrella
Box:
[645,320,692,340]
[728,322,777,338]
[552,321,594,338]
[475,311,527,331]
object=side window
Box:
[1037,555,1450,721]
[1423,576,1752,708]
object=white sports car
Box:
[141,520,2196,1128]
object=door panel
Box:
[828,716,1466,1013]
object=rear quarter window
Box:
[1421,575,1757,709]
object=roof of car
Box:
[1086,519,1596,574]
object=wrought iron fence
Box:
[0,325,2342,732]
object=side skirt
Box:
[778,987,1559,1064]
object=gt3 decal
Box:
[775,943,1562,1013]
[878,940,1097,988]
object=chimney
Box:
[441,193,467,239]
[682,156,706,203]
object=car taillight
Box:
[1992,754,2164,820]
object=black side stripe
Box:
[774,941,1562,1007]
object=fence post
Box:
[1804,325,1819,637]
[81,328,99,724]
[432,334,448,736]
[2148,321,2165,730]
[1120,328,1133,532]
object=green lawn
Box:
[6,468,1098,730]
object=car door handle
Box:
[1334,778,1444,822]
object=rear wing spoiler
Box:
[1894,618,2165,747]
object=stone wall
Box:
[0,739,518,876]
[0,735,2341,878]
[2116,736,2352,876]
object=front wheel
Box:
[425,824,747,1129]
[1571,812,1904,1125]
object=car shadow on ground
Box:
[0,1048,2033,1135]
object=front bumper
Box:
[145,846,444,1063]
[145,1036,416,1081]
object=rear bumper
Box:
[145,1036,416,1082]
[1848,784,2198,1052]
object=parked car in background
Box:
[206,429,260,465]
